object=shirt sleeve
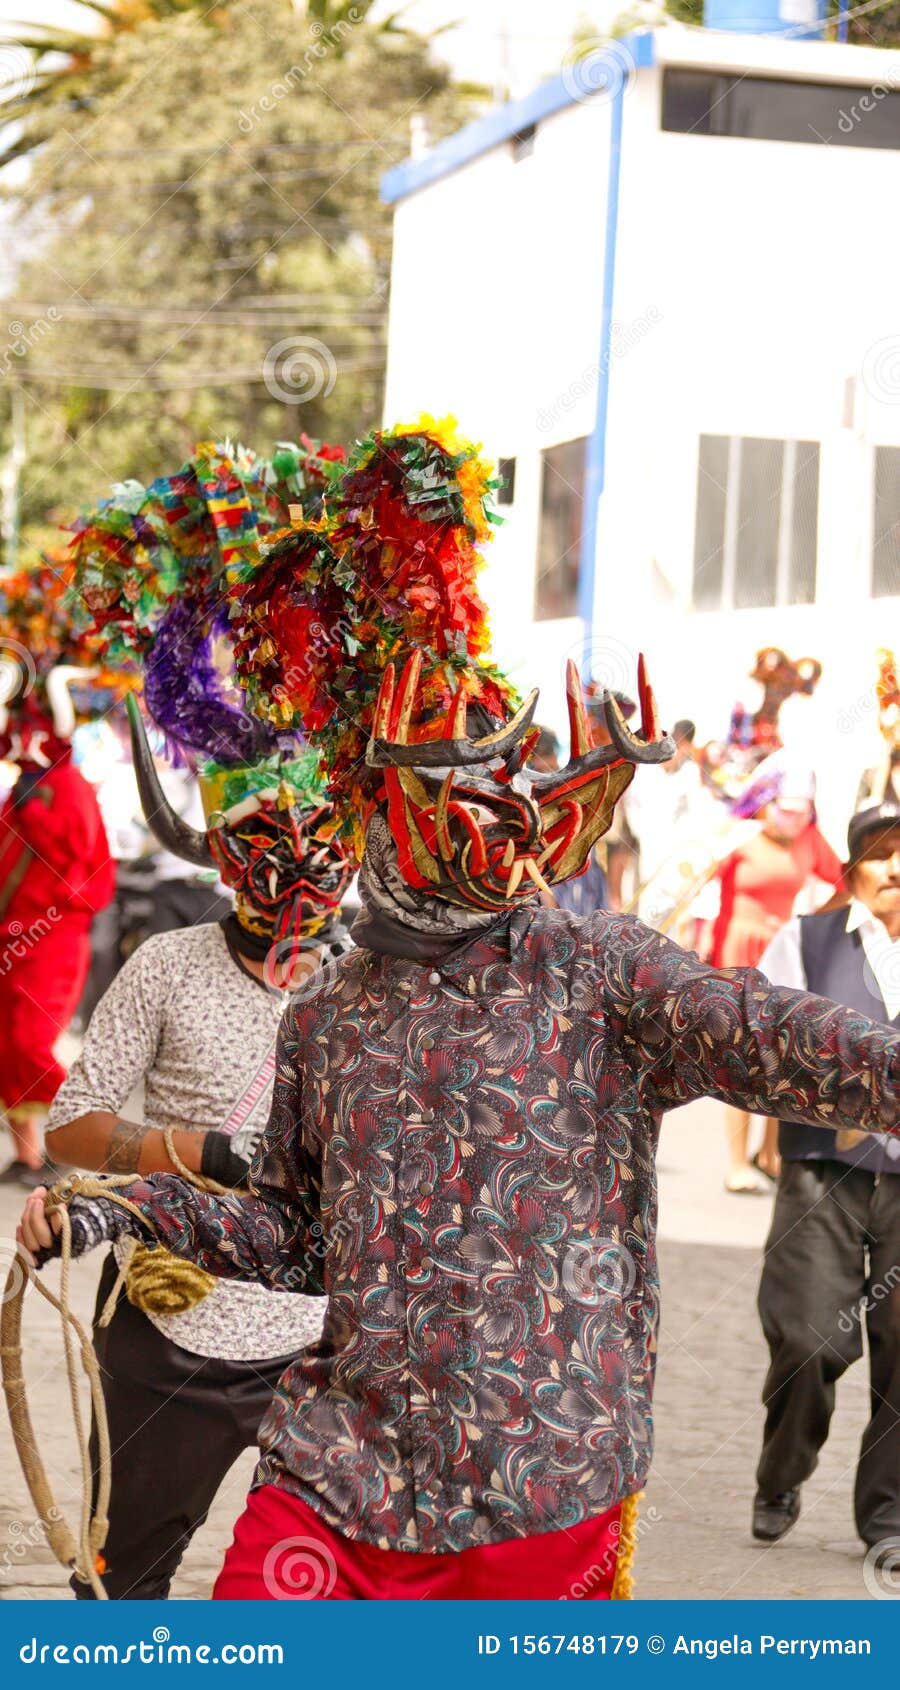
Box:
[46,938,170,1126]
[596,913,900,1134]
[110,1013,325,1294]
[756,918,805,990]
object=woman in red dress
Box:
[710,758,843,1193]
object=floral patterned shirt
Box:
[123,906,900,1553]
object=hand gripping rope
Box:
[1,1152,240,1598]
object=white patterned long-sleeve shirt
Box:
[48,922,324,1361]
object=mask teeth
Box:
[505,856,525,899]
[524,856,553,897]
[566,660,592,759]
[502,838,515,868]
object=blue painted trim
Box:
[380,32,655,204]
[576,83,625,663]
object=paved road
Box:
[0,1097,877,1601]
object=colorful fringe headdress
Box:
[228,417,673,913]
[0,556,130,766]
[70,439,353,952]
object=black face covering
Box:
[220,911,348,972]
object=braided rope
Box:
[2,1158,230,1597]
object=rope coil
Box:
[2,1157,235,1598]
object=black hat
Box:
[847,802,900,861]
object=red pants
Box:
[214,1485,623,1601]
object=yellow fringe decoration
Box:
[610,1491,642,1600]
[124,1242,217,1317]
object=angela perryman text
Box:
[672,1635,872,1659]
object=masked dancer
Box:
[19,421,900,1600]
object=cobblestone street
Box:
[0,1097,875,1602]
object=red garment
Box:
[0,760,114,1108]
[214,1484,623,1601]
[711,825,843,970]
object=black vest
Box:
[779,905,900,1175]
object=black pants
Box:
[756,1159,900,1545]
[73,1254,292,1600]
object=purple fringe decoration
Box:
[143,594,284,767]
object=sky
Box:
[0,1,637,99]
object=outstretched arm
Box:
[597,915,899,1133]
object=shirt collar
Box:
[846,897,900,944]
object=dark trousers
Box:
[73,1254,292,1600]
[756,1159,900,1545]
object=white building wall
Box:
[602,59,900,842]
[383,36,900,845]
[383,95,616,721]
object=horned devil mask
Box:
[127,694,352,949]
[367,650,673,913]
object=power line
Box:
[4,303,387,326]
[1,359,386,390]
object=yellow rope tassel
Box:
[610,1491,642,1600]
[124,1242,217,1316]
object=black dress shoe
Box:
[752,1489,801,1541]
[0,1159,32,1186]
[17,1162,59,1192]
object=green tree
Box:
[0,1,472,553]
[660,0,900,43]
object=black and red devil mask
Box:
[366,649,673,913]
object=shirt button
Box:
[418,1181,432,1196]
[421,1037,435,1050]
[422,1109,435,1123]
[420,1255,433,1270]
[428,970,441,985]
[425,1406,441,1423]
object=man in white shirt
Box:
[752,802,900,1549]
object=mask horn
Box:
[126,692,213,869]
[45,664,89,740]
